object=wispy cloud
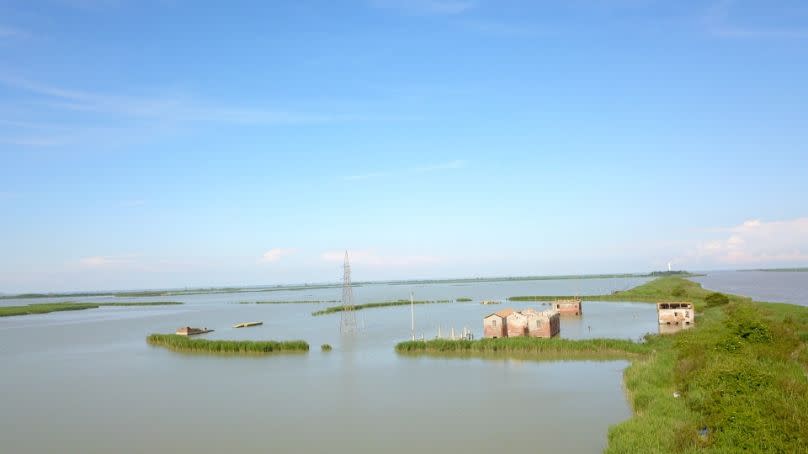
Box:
[369,0,476,15]
[78,255,137,268]
[0,25,26,39]
[342,159,466,181]
[682,218,808,266]
[321,249,441,267]
[460,20,540,37]
[414,159,466,172]
[0,75,350,147]
[259,248,297,264]
[703,0,808,39]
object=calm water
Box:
[0,277,656,453]
[694,270,808,306]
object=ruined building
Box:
[552,298,583,315]
[483,308,560,339]
[657,302,694,331]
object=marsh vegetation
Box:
[0,301,183,317]
[146,334,309,354]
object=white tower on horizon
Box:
[668,261,673,272]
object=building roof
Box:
[485,308,515,319]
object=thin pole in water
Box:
[410,291,415,341]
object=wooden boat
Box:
[176,326,214,336]
[233,321,263,328]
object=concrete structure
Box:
[657,302,694,327]
[175,326,213,336]
[483,309,513,338]
[553,298,583,315]
[523,308,561,338]
[484,308,560,339]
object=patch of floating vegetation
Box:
[456,297,473,302]
[321,344,333,351]
[238,300,339,304]
[396,337,649,360]
[146,334,309,354]
[311,299,453,316]
[0,301,183,317]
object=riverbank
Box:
[397,277,808,452]
[0,301,183,317]
[311,299,453,316]
[146,334,309,354]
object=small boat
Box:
[480,300,501,305]
[233,321,263,328]
[176,326,214,336]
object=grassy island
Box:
[399,277,808,452]
[311,299,452,316]
[507,276,751,309]
[397,337,651,360]
[239,300,339,304]
[146,334,309,354]
[0,301,183,317]
[456,297,472,302]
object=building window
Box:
[492,320,497,326]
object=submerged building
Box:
[657,302,694,330]
[483,309,513,338]
[552,298,583,315]
[483,308,560,339]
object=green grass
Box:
[396,336,651,360]
[321,343,333,351]
[456,297,472,302]
[399,277,808,453]
[146,334,309,354]
[0,301,183,317]
[311,299,453,316]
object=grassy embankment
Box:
[398,277,808,453]
[146,334,309,354]
[0,301,183,317]
[311,299,452,316]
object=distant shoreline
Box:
[0,272,688,300]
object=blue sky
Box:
[1,0,807,292]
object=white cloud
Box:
[321,249,441,267]
[684,218,808,266]
[260,248,296,263]
[413,159,465,172]
[369,0,476,15]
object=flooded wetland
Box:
[0,277,657,453]
[3,272,805,453]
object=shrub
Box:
[321,343,332,351]
[705,292,730,307]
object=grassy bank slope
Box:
[311,299,452,316]
[399,277,808,452]
[0,301,183,317]
[146,334,309,354]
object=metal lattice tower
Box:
[340,250,357,333]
